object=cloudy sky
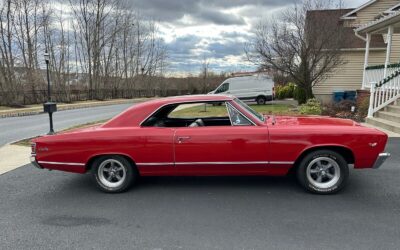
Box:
[130,0,367,75]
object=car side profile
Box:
[31,95,390,194]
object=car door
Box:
[173,103,270,175]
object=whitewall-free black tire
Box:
[92,155,137,193]
[296,150,349,194]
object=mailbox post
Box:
[43,51,57,135]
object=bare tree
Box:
[69,0,167,99]
[246,0,347,103]
[0,0,19,105]
[0,0,50,105]
[43,6,73,102]
[0,0,168,105]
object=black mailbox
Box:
[43,102,57,113]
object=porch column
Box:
[362,33,371,90]
[384,25,394,77]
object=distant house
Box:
[311,0,400,133]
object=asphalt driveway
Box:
[0,138,399,250]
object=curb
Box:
[0,98,154,118]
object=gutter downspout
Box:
[354,30,367,42]
[355,30,370,90]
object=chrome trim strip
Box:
[137,162,174,166]
[372,152,390,169]
[139,98,233,126]
[269,161,294,165]
[38,161,85,166]
[225,102,233,126]
[226,102,256,126]
[137,161,294,166]
[231,98,264,124]
[176,161,268,165]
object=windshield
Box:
[233,98,265,122]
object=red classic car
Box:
[31,95,390,194]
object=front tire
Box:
[296,150,349,194]
[92,155,137,193]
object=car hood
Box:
[266,115,358,127]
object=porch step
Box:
[376,111,400,123]
[366,117,400,134]
[386,105,400,113]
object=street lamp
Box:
[43,50,57,135]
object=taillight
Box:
[31,143,36,155]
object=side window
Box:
[226,104,253,126]
[168,102,229,118]
[215,82,229,93]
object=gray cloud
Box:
[128,0,290,24]
[124,0,366,74]
[193,8,245,25]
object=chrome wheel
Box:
[98,159,126,188]
[306,157,341,189]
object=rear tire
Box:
[256,96,266,105]
[296,150,349,194]
[92,155,137,193]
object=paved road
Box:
[0,138,399,250]
[0,103,133,146]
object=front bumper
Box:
[372,153,391,169]
[30,155,43,169]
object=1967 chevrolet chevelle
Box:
[31,95,390,194]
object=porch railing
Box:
[364,63,400,89]
[368,68,400,117]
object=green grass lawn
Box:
[170,103,298,118]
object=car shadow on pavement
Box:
[25,164,377,198]
[58,173,316,195]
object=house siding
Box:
[314,0,400,103]
[388,34,400,63]
[356,0,400,24]
[314,50,386,98]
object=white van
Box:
[209,75,274,104]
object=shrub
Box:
[275,83,296,100]
[294,87,307,104]
[322,99,368,122]
[299,98,322,115]
[323,100,355,116]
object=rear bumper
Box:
[30,155,43,169]
[373,153,391,169]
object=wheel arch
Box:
[256,95,267,100]
[292,145,355,172]
[85,153,137,173]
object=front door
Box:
[173,125,269,175]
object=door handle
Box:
[177,136,191,143]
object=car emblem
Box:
[369,142,377,147]
[38,147,49,152]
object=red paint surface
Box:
[32,95,388,176]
